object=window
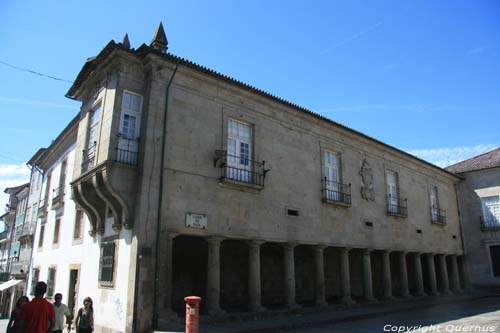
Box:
[481,196,500,228]
[73,211,84,240]
[117,92,142,164]
[99,240,116,286]
[490,245,500,277]
[44,173,52,202]
[53,219,61,244]
[30,268,39,295]
[59,159,67,191]
[38,225,45,248]
[47,267,56,298]
[323,150,348,203]
[227,119,253,183]
[83,105,102,170]
[386,170,407,216]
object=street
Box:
[276,296,500,333]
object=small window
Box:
[287,209,299,217]
[99,241,116,286]
[47,267,56,298]
[30,268,39,295]
[53,219,61,244]
[73,211,84,240]
[38,225,45,248]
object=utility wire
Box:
[0,60,74,84]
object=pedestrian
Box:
[6,296,29,333]
[74,297,93,333]
[18,281,55,333]
[52,293,72,333]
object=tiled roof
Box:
[67,41,461,180]
[446,147,500,174]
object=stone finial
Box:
[150,22,168,53]
[122,33,131,49]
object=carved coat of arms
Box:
[359,159,375,201]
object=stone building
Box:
[447,147,500,290]
[60,24,467,332]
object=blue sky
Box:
[1,0,499,209]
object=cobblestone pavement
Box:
[276,296,500,333]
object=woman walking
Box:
[6,296,29,333]
[75,297,93,333]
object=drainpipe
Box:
[152,63,178,329]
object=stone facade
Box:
[6,25,469,333]
[449,160,500,290]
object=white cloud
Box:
[0,96,79,109]
[466,46,486,57]
[0,164,31,214]
[407,144,498,168]
[320,21,383,55]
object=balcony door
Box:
[118,91,142,164]
[324,151,340,201]
[430,186,439,220]
[386,170,399,212]
[482,196,500,226]
[227,119,252,183]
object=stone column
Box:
[382,250,393,300]
[314,245,328,307]
[248,240,266,312]
[439,254,452,295]
[362,249,375,301]
[160,232,178,318]
[413,253,426,296]
[427,254,438,296]
[206,237,225,316]
[449,255,461,293]
[283,243,300,309]
[339,247,354,305]
[458,255,471,292]
[399,252,410,298]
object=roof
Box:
[27,148,46,167]
[66,40,461,181]
[3,183,29,195]
[446,147,500,174]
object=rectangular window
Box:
[47,267,56,298]
[30,268,39,295]
[83,105,102,171]
[386,170,399,213]
[73,211,84,240]
[44,173,52,202]
[99,241,116,286]
[38,225,45,248]
[53,219,61,244]
[59,159,67,191]
[482,196,500,223]
[227,119,252,183]
[324,150,342,201]
[430,186,440,220]
[117,92,142,165]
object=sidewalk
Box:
[155,293,499,333]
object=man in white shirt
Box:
[52,293,72,333]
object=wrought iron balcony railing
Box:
[480,216,500,231]
[386,195,408,217]
[37,198,47,218]
[214,150,269,188]
[431,207,447,225]
[82,141,97,172]
[52,186,64,208]
[115,137,139,166]
[21,222,36,237]
[322,178,351,205]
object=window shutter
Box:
[99,241,115,286]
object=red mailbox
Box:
[184,296,202,333]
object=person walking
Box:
[52,293,71,333]
[18,282,55,333]
[6,296,29,333]
[74,297,93,333]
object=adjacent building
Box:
[447,147,500,290]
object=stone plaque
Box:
[186,212,207,229]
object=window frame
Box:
[30,267,40,296]
[53,218,61,245]
[46,266,57,298]
[38,224,45,249]
[98,239,117,288]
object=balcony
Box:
[20,222,35,239]
[386,195,408,217]
[213,150,269,189]
[51,186,64,209]
[10,261,28,277]
[115,137,139,166]
[322,178,351,206]
[431,207,447,225]
[480,216,500,231]
[37,198,47,218]
[81,141,97,173]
